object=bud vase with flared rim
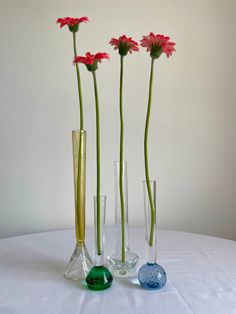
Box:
[138,180,167,290]
[107,161,138,277]
[64,130,93,280]
[86,196,113,291]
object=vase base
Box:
[107,248,139,277]
[64,242,93,280]
[86,266,113,291]
[109,267,136,278]
[138,263,167,290]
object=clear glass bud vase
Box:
[138,180,167,290]
[86,196,113,290]
[64,130,93,280]
[107,161,139,277]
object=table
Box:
[0,228,236,314]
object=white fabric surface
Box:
[0,228,236,314]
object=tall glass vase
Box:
[138,180,167,290]
[64,130,93,280]
[86,196,113,290]
[107,161,138,277]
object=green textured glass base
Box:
[86,265,113,291]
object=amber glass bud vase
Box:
[64,130,93,280]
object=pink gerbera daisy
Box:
[57,16,89,32]
[109,35,139,56]
[140,32,176,58]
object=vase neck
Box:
[143,180,158,264]
[94,195,106,263]
[95,252,104,266]
[145,242,157,264]
[114,161,129,250]
[72,130,87,244]
[115,222,129,252]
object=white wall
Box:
[0,0,236,240]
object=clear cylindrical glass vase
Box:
[107,161,138,277]
[86,196,113,291]
[138,180,167,290]
[64,130,93,280]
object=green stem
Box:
[144,58,156,246]
[119,56,126,263]
[72,32,84,130]
[92,71,101,255]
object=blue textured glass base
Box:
[138,263,167,290]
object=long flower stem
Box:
[72,32,84,130]
[144,58,156,246]
[72,33,85,244]
[119,56,126,263]
[92,71,101,255]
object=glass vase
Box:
[86,196,113,291]
[107,161,138,277]
[64,130,93,280]
[138,180,167,290]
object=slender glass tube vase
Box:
[86,196,113,291]
[64,130,93,280]
[138,180,167,290]
[107,161,138,277]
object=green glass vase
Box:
[86,196,113,291]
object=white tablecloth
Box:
[0,228,236,314]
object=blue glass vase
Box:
[138,180,167,290]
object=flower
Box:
[109,35,139,56]
[57,16,89,128]
[57,16,89,32]
[74,52,110,65]
[140,32,176,59]
[74,52,110,71]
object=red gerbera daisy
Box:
[109,35,139,56]
[57,16,89,32]
[140,32,176,58]
[74,52,110,71]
